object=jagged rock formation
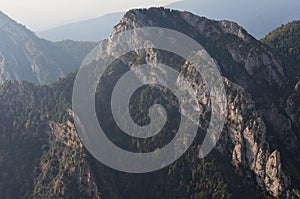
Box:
[223,79,291,198]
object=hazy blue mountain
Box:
[37,12,124,42]
[0,11,98,84]
[167,0,300,38]
[54,40,98,65]
[38,0,300,42]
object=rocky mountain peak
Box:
[103,8,299,198]
[109,7,285,106]
[112,7,253,43]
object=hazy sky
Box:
[0,0,180,31]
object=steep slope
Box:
[54,40,98,65]
[261,19,300,145]
[0,78,260,199]
[0,11,79,84]
[0,76,102,198]
[261,20,300,84]
[261,22,300,196]
[0,7,300,199]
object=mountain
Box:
[261,20,300,82]
[1,7,300,199]
[37,12,124,42]
[261,21,300,183]
[0,11,94,85]
[37,0,300,42]
[100,8,300,198]
[54,40,98,65]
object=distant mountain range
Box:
[168,0,300,38]
[37,12,124,42]
[37,0,300,41]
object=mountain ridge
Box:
[0,10,99,85]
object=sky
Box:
[0,0,180,31]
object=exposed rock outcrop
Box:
[222,79,291,197]
[33,121,101,199]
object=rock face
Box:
[264,151,290,197]
[0,11,78,84]
[33,121,101,198]
[223,79,291,198]
[106,8,300,198]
